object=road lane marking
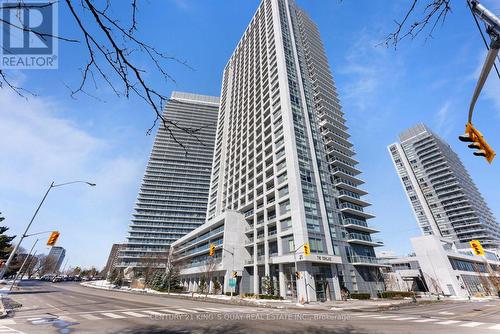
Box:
[80,314,101,320]
[46,303,65,313]
[0,320,16,325]
[489,324,500,330]
[121,311,149,318]
[101,313,126,319]
[413,318,440,322]
[393,317,417,321]
[436,320,460,325]
[438,311,455,315]
[176,308,199,313]
[357,314,378,318]
[373,315,399,319]
[160,309,186,315]
[459,322,484,328]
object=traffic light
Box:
[295,271,300,279]
[303,243,310,256]
[46,231,60,246]
[469,240,485,256]
[232,271,237,278]
[209,243,216,256]
[459,122,496,163]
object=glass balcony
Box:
[347,233,383,247]
[348,255,387,266]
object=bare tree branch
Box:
[381,0,452,48]
[0,0,203,153]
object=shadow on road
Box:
[111,323,368,334]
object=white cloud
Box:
[0,89,145,268]
[433,100,455,138]
[472,50,500,117]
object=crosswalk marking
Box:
[192,308,220,313]
[436,320,460,325]
[459,322,484,328]
[413,318,439,323]
[0,326,23,334]
[80,314,101,320]
[121,311,149,318]
[0,328,19,334]
[176,308,199,313]
[0,320,16,325]
[142,311,165,316]
[489,324,500,330]
[101,312,126,319]
[205,307,234,312]
[160,309,186,315]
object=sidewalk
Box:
[81,280,431,311]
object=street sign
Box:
[469,239,485,256]
[228,278,237,287]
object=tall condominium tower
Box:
[48,246,66,273]
[199,0,383,300]
[119,92,219,269]
[388,124,500,249]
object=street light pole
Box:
[0,180,95,280]
[10,238,38,291]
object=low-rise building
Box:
[378,253,428,293]
[411,235,499,298]
[170,211,247,295]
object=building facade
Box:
[48,246,65,273]
[378,252,428,293]
[103,243,124,277]
[411,235,499,298]
[388,124,500,249]
[172,0,383,301]
[119,92,219,269]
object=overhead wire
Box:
[467,0,500,79]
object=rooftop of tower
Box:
[170,91,220,106]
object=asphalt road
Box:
[1,280,499,334]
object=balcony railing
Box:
[348,255,383,265]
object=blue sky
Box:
[1,0,499,269]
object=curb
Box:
[0,295,8,319]
[80,283,424,313]
[80,283,276,309]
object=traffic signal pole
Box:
[0,182,54,280]
[0,180,94,280]
[458,1,499,163]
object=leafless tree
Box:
[37,254,59,276]
[201,255,219,296]
[0,1,210,150]
[381,0,452,48]
[473,262,493,296]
